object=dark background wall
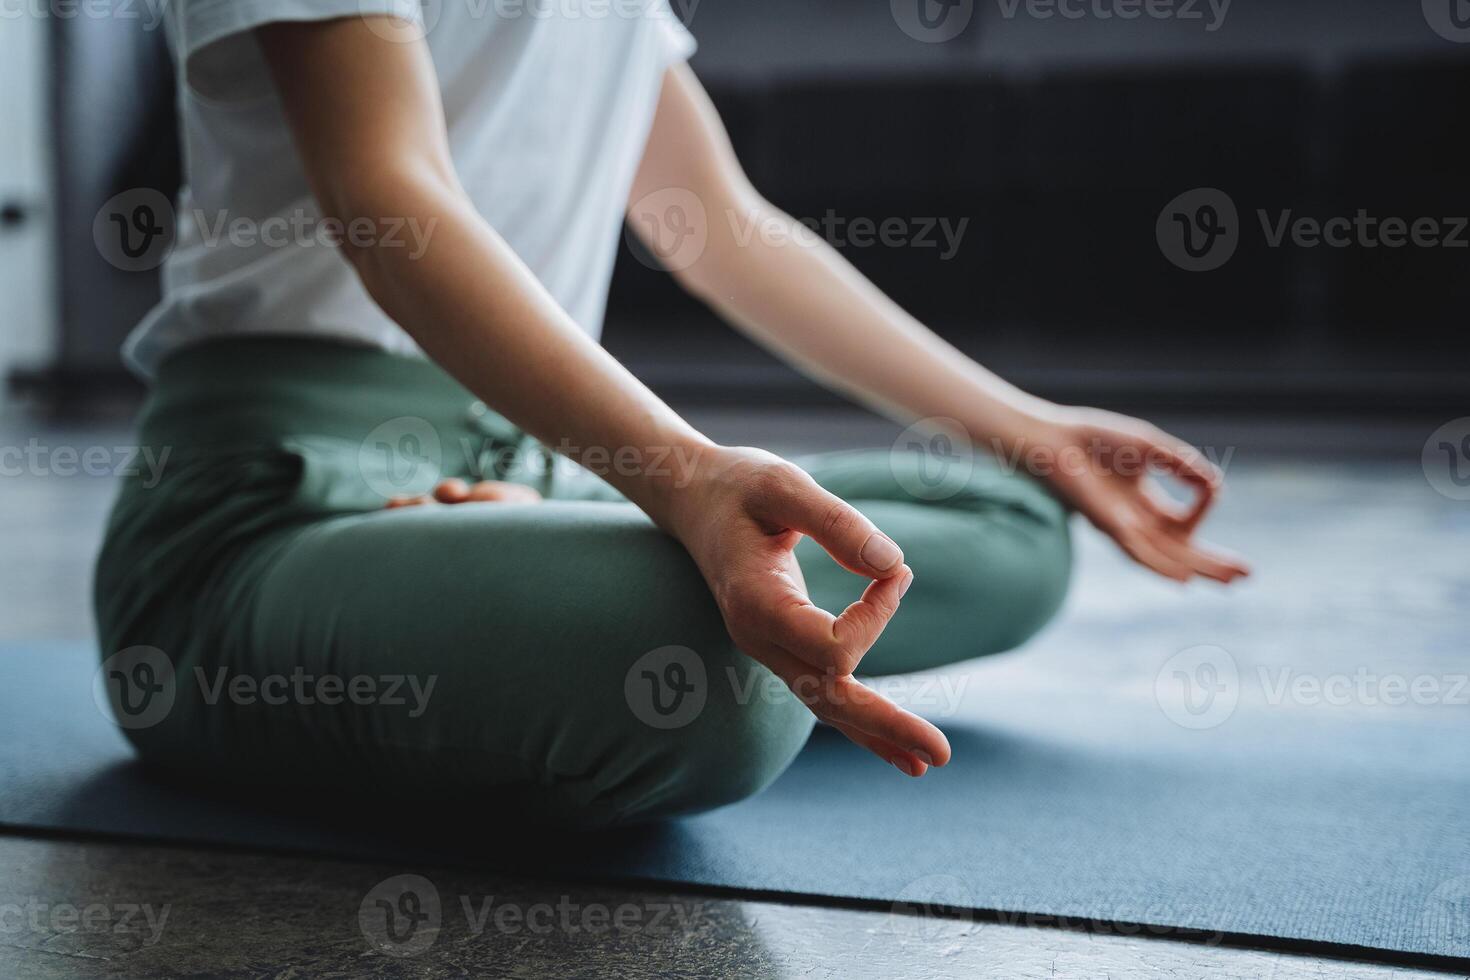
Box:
[603,0,1470,410]
[34,0,1470,412]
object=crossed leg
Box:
[190,448,1070,827]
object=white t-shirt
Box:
[124,0,696,376]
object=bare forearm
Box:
[631,64,1055,452]
[342,170,711,526]
[258,18,716,530]
[685,196,1061,453]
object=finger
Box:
[1145,434,1222,528]
[1194,538,1251,580]
[829,720,930,777]
[385,494,434,509]
[1138,484,1193,527]
[1142,524,1242,583]
[1145,430,1223,489]
[812,673,951,766]
[1092,504,1180,575]
[752,471,905,579]
[433,478,471,503]
[749,640,950,766]
[467,480,543,503]
[1156,529,1251,582]
[1116,527,1194,583]
[761,565,913,676]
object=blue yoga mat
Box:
[3,639,1468,966]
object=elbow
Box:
[316,159,459,296]
[648,178,761,305]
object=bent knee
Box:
[930,500,1073,656]
[995,505,1072,648]
[611,655,815,824]
[689,659,816,806]
[911,465,1074,650]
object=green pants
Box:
[94,338,1071,827]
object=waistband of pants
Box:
[140,335,523,452]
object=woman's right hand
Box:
[254,23,945,777]
[663,446,951,776]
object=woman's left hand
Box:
[1029,408,1250,584]
[384,478,543,509]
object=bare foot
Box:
[385,478,543,509]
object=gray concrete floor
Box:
[0,834,1451,980]
[1,404,1464,978]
